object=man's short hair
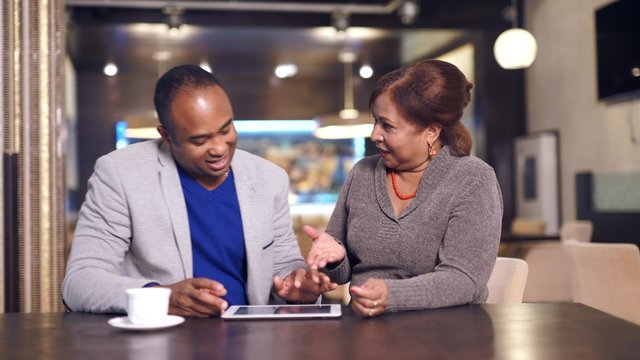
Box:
[154,64,224,135]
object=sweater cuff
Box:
[383,278,431,313]
[323,257,351,285]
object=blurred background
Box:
[2,0,639,313]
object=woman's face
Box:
[370,91,430,171]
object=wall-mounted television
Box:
[595,0,640,101]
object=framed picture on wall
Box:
[514,131,561,235]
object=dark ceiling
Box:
[67,0,512,29]
[65,0,513,121]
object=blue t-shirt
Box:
[178,167,248,306]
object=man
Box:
[62,65,335,317]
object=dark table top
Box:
[1,303,639,359]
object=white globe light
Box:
[493,28,537,69]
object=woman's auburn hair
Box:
[369,59,473,157]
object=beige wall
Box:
[526,0,640,222]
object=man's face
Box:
[158,85,237,190]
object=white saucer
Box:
[108,315,185,331]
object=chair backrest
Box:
[486,257,529,304]
[511,217,546,236]
[522,242,573,302]
[565,242,640,325]
[560,220,593,243]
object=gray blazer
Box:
[62,139,306,313]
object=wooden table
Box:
[1,303,639,359]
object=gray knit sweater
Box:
[324,146,503,312]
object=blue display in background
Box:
[116,120,365,204]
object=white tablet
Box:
[221,304,342,320]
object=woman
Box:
[305,59,503,317]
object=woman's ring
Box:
[373,301,378,307]
[369,310,374,316]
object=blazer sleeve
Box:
[62,156,156,313]
[269,168,307,278]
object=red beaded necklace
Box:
[391,169,418,200]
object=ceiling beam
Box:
[67,1,510,30]
[66,0,406,14]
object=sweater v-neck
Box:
[374,146,454,220]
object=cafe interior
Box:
[1,0,640,352]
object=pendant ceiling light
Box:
[314,52,373,139]
[493,0,537,70]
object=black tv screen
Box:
[595,0,640,101]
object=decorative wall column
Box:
[1,0,66,313]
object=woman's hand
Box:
[349,278,389,318]
[273,268,338,303]
[304,225,346,273]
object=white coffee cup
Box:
[126,287,172,326]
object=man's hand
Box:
[156,278,228,317]
[349,278,389,318]
[304,225,347,273]
[273,268,338,303]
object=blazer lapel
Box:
[157,142,192,279]
[230,151,265,303]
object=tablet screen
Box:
[222,304,341,320]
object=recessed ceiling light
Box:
[199,61,212,73]
[274,64,298,79]
[398,0,420,25]
[103,63,118,76]
[359,65,373,79]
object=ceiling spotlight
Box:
[359,64,373,79]
[398,0,420,25]
[332,11,350,35]
[163,6,184,35]
[274,64,298,79]
[103,62,118,76]
[199,61,212,73]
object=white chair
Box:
[510,217,546,236]
[565,242,640,325]
[560,220,593,243]
[522,241,573,302]
[520,220,593,302]
[486,257,529,304]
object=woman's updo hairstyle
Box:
[369,59,473,157]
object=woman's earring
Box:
[428,142,437,159]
